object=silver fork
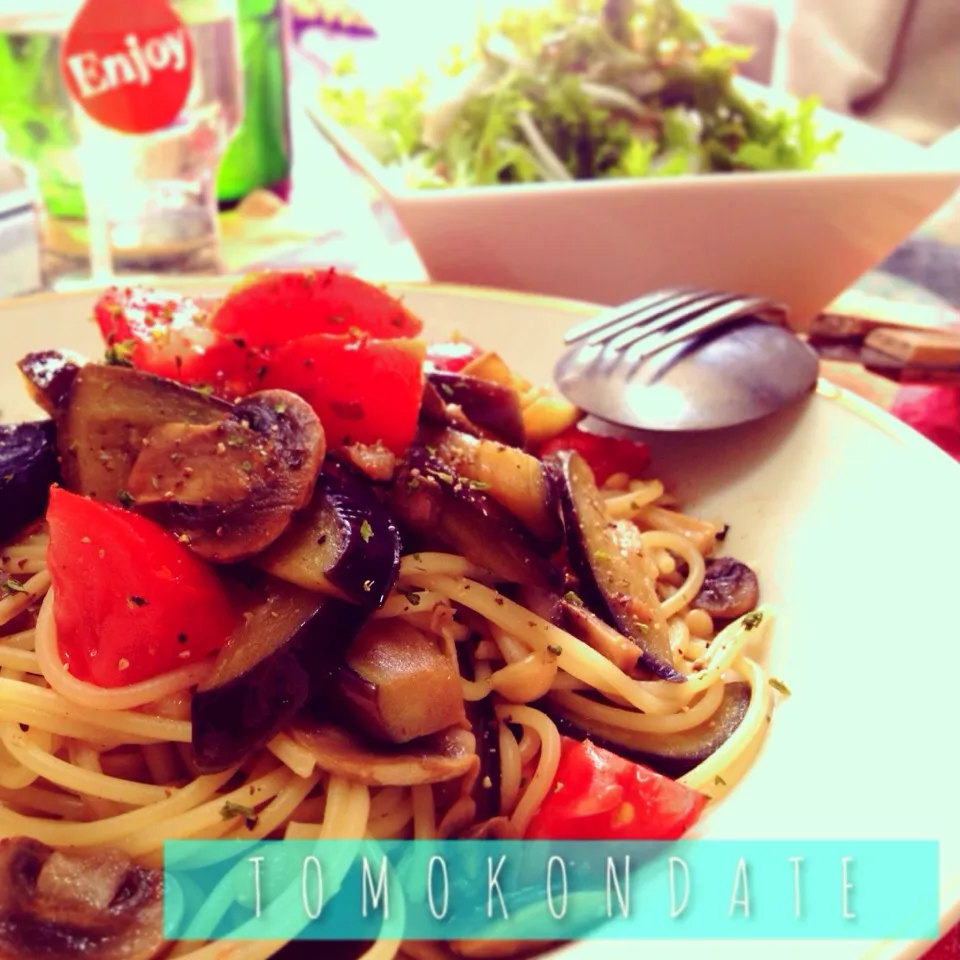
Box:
[553,286,819,432]
[562,287,787,360]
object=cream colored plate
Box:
[1,280,959,960]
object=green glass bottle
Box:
[216,0,292,206]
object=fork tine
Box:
[585,289,724,348]
[563,287,689,345]
[601,291,738,351]
[619,296,780,359]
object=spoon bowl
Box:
[553,295,821,432]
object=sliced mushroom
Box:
[127,390,325,562]
[0,837,163,960]
[290,723,477,786]
[691,557,760,620]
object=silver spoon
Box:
[553,287,820,432]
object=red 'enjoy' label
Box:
[60,0,194,135]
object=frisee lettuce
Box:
[318,0,841,189]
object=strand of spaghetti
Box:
[70,743,126,819]
[267,732,316,779]
[0,678,192,741]
[0,724,171,805]
[518,726,543,767]
[123,767,291,858]
[0,569,50,628]
[235,770,321,841]
[411,574,679,714]
[490,651,557,704]
[0,629,36,650]
[679,657,772,803]
[0,728,42,789]
[0,768,235,846]
[0,645,39,672]
[498,721,522,816]
[374,590,446,619]
[641,530,706,618]
[35,590,212,711]
[552,681,725,736]
[637,505,717,554]
[604,480,665,519]
[0,783,88,819]
[411,784,437,839]
[367,798,414,839]
[498,705,561,835]
[398,552,495,582]
[0,703,162,749]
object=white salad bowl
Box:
[306,87,960,330]
[1,279,960,960]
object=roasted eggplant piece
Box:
[423,428,562,547]
[191,577,366,773]
[57,363,231,502]
[0,422,59,545]
[692,557,760,620]
[290,722,477,786]
[562,596,642,673]
[17,350,84,417]
[548,450,682,681]
[0,836,163,960]
[256,469,400,607]
[425,371,525,447]
[544,682,751,778]
[333,619,466,744]
[390,449,560,592]
[127,391,325,563]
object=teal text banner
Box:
[162,839,939,941]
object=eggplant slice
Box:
[191,576,367,773]
[390,447,560,592]
[128,390,326,563]
[548,450,682,682]
[256,468,400,608]
[0,422,60,545]
[425,371,525,447]
[544,682,751,778]
[17,350,84,417]
[333,618,467,744]
[56,363,232,503]
[422,428,562,548]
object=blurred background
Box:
[0,0,956,300]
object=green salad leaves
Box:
[319,0,842,188]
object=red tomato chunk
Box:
[525,737,707,840]
[45,488,237,688]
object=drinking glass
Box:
[0,0,244,281]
